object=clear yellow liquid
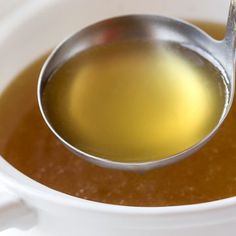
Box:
[44,41,226,163]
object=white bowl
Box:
[0,0,234,235]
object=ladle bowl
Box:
[38,1,236,171]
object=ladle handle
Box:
[225,0,236,60]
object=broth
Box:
[1,22,236,207]
[43,41,226,163]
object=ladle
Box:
[38,0,236,171]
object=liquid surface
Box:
[44,41,226,163]
[0,22,236,207]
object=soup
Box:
[0,22,235,207]
[43,41,226,163]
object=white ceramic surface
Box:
[0,0,234,235]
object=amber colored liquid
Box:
[0,22,235,207]
[44,41,226,162]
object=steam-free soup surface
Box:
[43,42,225,163]
[0,22,236,206]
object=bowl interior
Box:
[0,0,233,213]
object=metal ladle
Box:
[38,1,236,171]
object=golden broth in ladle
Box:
[43,41,226,163]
